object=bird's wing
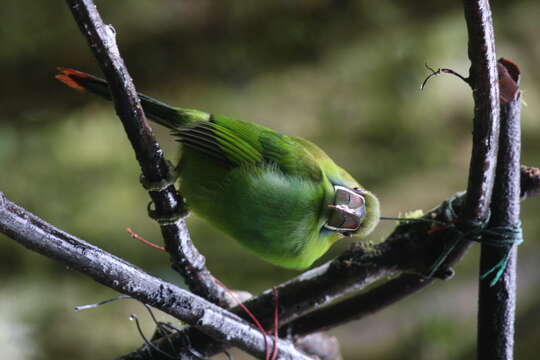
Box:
[258,130,323,182]
[173,116,323,182]
[173,121,262,167]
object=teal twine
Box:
[426,231,463,279]
[379,192,463,226]
[427,194,486,279]
[427,196,523,286]
[479,222,523,286]
[378,216,446,226]
[381,193,523,286]
[428,193,462,279]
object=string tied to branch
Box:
[427,194,523,286]
[478,222,523,286]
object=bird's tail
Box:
[55,67,209,129]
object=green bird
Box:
[56,67,380,270]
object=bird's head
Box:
[324,185,379,238]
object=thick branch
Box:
[0,193,312,360]
[281,273,432,337]
[64,0,230,306]
[477,58,521,360]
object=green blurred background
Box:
[1,1,539,359]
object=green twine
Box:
[426,194,477,279]
[425,194,523,286]
[479,223,523,286]
[426,229,463,279]
[379,216,446,226]
[382,193,523,286]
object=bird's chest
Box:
[178,152,329,262]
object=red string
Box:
[125,228,165,251]
[270,286,280,360]
[213,277,270,360]
[426,219,458,235]
[124,227,275,359]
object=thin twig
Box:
[130,314,177,360]
[74,295,132,312]
[64,0,231,307]
[420,63,470,90]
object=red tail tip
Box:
[55,67,93,92]
[55,74,86,92]
[57,67,92,78]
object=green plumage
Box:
[57,68,380,269]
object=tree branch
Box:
[0,192,313,360]
[477,58,521,360]
[64,0,231,307]
[462,0,500,224]
[281,273,432,337]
